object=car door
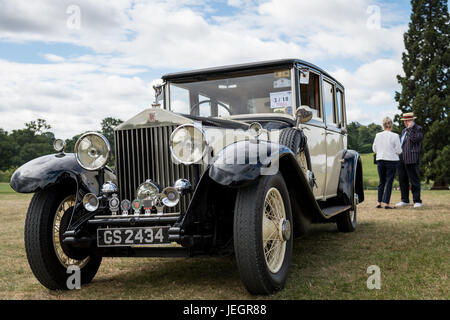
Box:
[297,67,327,200]
[322,78,346,198]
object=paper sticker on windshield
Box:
[274,70,290,78]
[274,78,291,88]
[299,70,310,84]
[270,91,292,109]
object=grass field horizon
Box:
[0,180,448,299]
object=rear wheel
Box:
[336,191,358,232]
[25,184,102,290]
[234,173,293,295]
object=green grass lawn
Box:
[0,183,15,195]
[0,183,449,300]
[360,153,379,188]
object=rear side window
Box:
[299,71,321,119]
[336,88,344,127]
[323,80,336,125]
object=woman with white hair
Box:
[372,117,402,209]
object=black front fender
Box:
[208,140,293,187]
[10,153,114,194]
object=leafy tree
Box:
[0,129,18,170]
[65,133,83,154]
[347,122,361,151]
[25,119,51,135]
[395,0,450,188]
[101,117,123,167]
[347,122,382,154]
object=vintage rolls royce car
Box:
[10,59,364,295]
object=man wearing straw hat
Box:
[396,112,423,208]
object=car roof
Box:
[161,58,344,89]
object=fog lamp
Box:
[136,180,159,204]
[161,187,180,207]
[83,193,99,212]
[53,139,66,152]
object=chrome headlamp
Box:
[136,180,159,204]
[161,187,180,207]
[53,139,66,152]
[74,132,110,171]
[170,124,208,164]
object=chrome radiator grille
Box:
[114,125,200,213]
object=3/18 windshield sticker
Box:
[270,91,292,109]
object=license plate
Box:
[97,227,170,247]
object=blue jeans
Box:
[377,160,399,204]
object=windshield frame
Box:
[164,66,297,119]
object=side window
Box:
[323,80,336,125]
[336,88,344,127]
[169,84,190,114]
[299,71,321,119]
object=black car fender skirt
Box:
[9,153,113,195]
[208,140,293,187]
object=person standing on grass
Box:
[396,112,423,208]
[372,117,402,209]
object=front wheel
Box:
[24,184,102,290]
[234,173,293,295]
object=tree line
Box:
[0,117,123,182]
[0,117,380,180]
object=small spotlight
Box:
[53,139,66,152]
[161,187,180,207]
[83,193,99,212]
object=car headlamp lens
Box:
[53,139,66,152]
[161,187,180,207]
[74,133,110,171]
[83,193,99,212]
[170,125,208,164]
[136,180,159,204]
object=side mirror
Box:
[296,106,313,125]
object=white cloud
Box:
[0,59,155,139]
[43,53,65,63]
[0,0,409,138]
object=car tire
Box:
[24,184,102,290]
[234,173,293,295]
[336,189,358,233]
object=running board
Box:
[321,205,351,217]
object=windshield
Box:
[168,69,294,118]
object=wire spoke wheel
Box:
[52,195,89,268]
[297,150,309,178]
[262,188,287,274]
[234,173,293,295]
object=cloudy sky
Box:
[0,0,412,139]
